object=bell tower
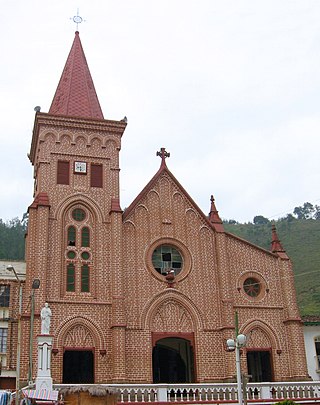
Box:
[22,31,127,383]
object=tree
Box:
[285,213,295,222]
[293,202,315,219]
[314,205,320,220]
[223,219,238,225]
[0,216,26,260]
[253,215,269,225]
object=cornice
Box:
[30,112,127,165]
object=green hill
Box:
[224,219,320,316]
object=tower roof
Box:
[49,31,104,119]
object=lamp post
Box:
[7,265,22,405]
[28,279,40,384]
[226,312,247,405]
[226,333,247,405]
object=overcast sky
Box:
[1,1,319,223]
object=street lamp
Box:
[28,278,40,384]
[7,265,22,405]
[226,333,247,405]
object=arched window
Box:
[81,265,89,292]
[68,226,76,246]
[66,263,75,292]
[65,207,92,294]
[81,227,90,247]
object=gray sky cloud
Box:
[1,1,319,223]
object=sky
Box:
[1,1,320,224]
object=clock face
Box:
[74,161,87,173]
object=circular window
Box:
[152,245,183,276]
[146,238,192,282]
[243,277,261,297]
[72,208,86,221]
[67,251,76,259]
[81,251,90,260]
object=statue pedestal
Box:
[35,334,54,391]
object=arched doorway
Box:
[152,337,194,383]
[63,349,94,383]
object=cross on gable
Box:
[156,148,170,165]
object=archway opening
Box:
[152,337,194,383]
[63,349,94,383]
[247,350,273,382]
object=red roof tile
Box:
[49,31,104,119]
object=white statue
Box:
[41,303,52,334]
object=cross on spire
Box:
[156,148,170,167]
[71,9,83,31]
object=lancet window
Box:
[65,207,92,294]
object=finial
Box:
[271,224,289,259]
[71,9,84,31]
[156,147,170,167]
[208,195,224,233]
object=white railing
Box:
[54,381,320,403]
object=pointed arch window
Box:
[65,207,93,295]
[67,263,75,292]
[81,227,90,247]
[68,226,76,246]
[81,265,90,292]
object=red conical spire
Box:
[49,31,104,119]
[271,224,289,259]
[208,195,224,232]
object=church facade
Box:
[20,32,309,385]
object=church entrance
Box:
[152,337,194,383]
[247,350,273,382]
[63,349,94,383]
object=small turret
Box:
[208,195,224,232]
[271,224,289,259]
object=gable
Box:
[123,165,213,232]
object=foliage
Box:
[293,202,320,220]
[274,401,300,405]
[0,216,27,260]
[253,215,270,225]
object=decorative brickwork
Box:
[19,31,310,386]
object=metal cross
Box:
[156,148,170,164]
[72,9,83,30]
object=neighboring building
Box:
[18,31,309,386]
[303,316,320,381]
[0,261,26,390]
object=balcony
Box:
[54,381,320,404]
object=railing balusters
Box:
[53,381,320,404]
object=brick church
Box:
[21,31,309,385]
